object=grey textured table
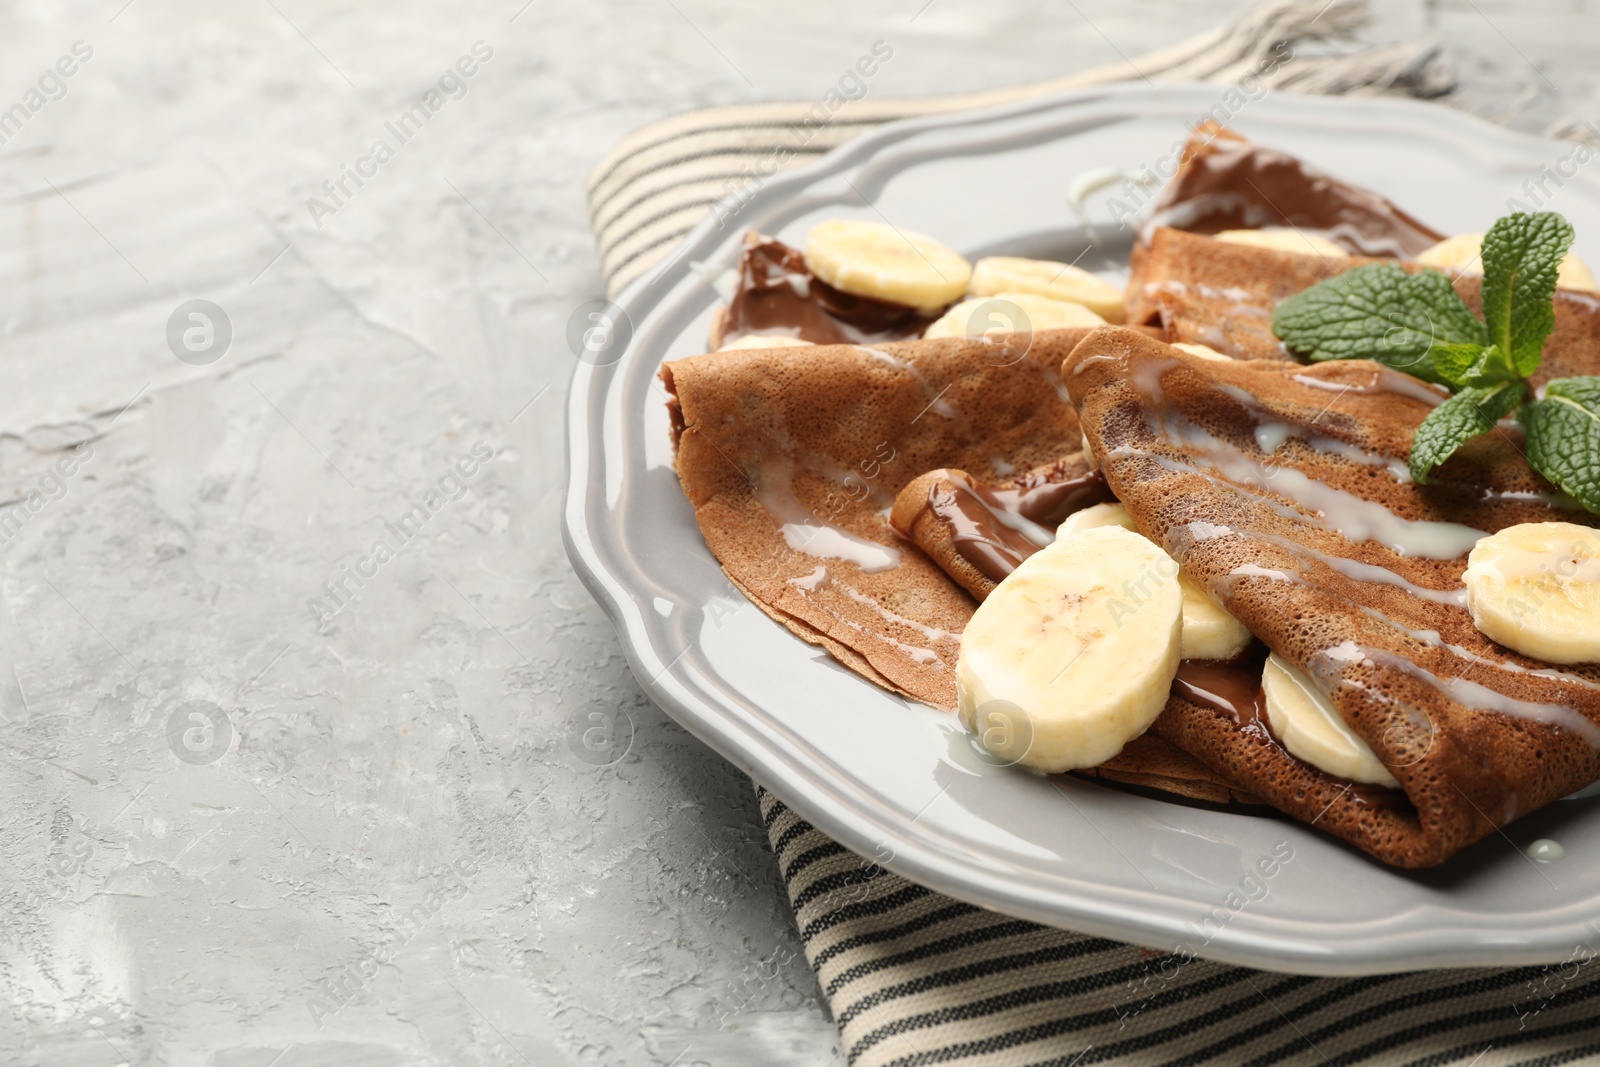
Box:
[0,2,1593,1065]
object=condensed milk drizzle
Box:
[1317,641,1600,747]
[1126,358,1487,559]
[754,454,902,573]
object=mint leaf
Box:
[1521,377,1600,511]
[1429,342,1486,386]
[1480,212,1573,377]
[1409,381,1525,483]
[1273,264,1485,385]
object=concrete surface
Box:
[0,1,1595,1064]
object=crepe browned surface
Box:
[1088,733,1263,806]
[664,330,1106,709]
[1065,327,1600,867]
[1126,227,1377,354]
[1130,227,1600,385]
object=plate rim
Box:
[563,83,1600,975]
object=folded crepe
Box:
[1066,328,1600,867]
[663,328,1259,805]
[664,331,1085,706]
[1123,121,1443,328]
[1130,227,1600,385]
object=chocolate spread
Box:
[1172,654,1405,805]
[722,237,940,346]
[917,468,1114,582]
[1173,657,1270,732]
[1143,132,1445,258]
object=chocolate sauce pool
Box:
[722,238,940,346]
[1142,133,1444,258]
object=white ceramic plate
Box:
[563,84,1600,975]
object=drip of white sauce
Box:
[1065,166,1144,219]
[1196,283,1262,306]
[781,523,900,573]
[756,456,900,573]
[787,273,811,300]
[1185,520,1235,543]
[803,592,943,666]
[1182,517,1600,701]
[1304,434,1412,483]
[837,582,961,645]
[1144,193,1276,242]
[1528,838,1565,862]
[1292,369,1449,408]
[1352,603,1600,697]
[1218,382,1411,482]
[1071,353,1122,375]
[1228,563,1305,586]
[789,566,830,591]
[1246,530,1469,607]
[1484,489,1583,509]
[1254,421,1301,454]
[1141,405,1486,559]
[859,347,958,419]
[1316,641,1600,747]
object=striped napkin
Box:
[585,2,1600,1063]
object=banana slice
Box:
[956,526,1182,771]
[1055,503,1253,661]
[1416,233,1600,293]
[1464,521,1600,664]
[1261,653,1400,787]
[717,334,815,351]
[804,220,971,311]
[1057,501,1136,537]
[1171,342,1230,362]
[968,256,1125,323]
[1414,233,1482,274]
[923,292,1104,340]
[1215,228,1350,260]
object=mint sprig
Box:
[1407,381,1524,479]
[1271,211,1600,513]
[1522,378,1600,508]
[1271,263,1482,384]
[1482,212,1570,377]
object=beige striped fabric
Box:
[585,0,1455,296]
[759,788,1600,1067]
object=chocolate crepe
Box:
[1130,226,1600,385]
[1123,123,1443,328]
[664,331,1092,708]
[709,232,941,350]
[1066,329,1600,867]
[663,329,1258,804]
